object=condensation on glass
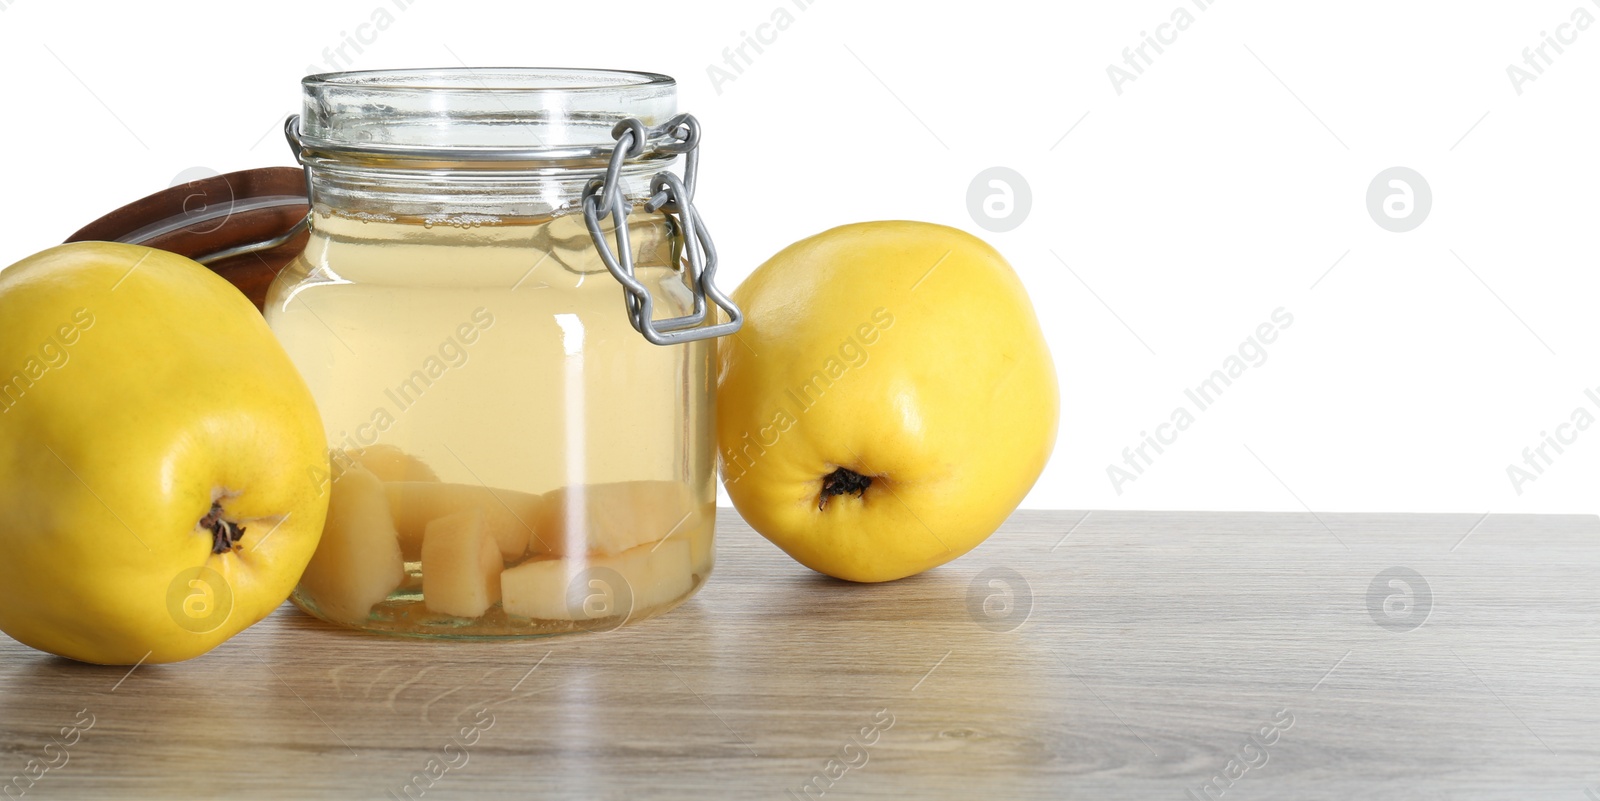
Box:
[264,69,731,637]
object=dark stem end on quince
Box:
[819,467,873,510]
[200,503,246,554]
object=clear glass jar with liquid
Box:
[264,68,739,637]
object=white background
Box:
[1,1,1596,515]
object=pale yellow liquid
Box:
[265,210,715,637]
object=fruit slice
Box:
[386,482,542,561]
[501,539,693,621]
[421,508,503,618]
[298,466,405,624]
[337,445,439,483]
[536,481,696,557]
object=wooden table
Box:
[1,510,1596,800]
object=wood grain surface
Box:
[1,509,1597,800]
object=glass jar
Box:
[263,68,739,637]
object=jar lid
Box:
[64,167,308,310]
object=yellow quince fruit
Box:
[717,222,1058,582]
[0,243,329,664]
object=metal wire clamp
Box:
[581,115,743,346]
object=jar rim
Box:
[296,67,681,168]
[302,67,676,94]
